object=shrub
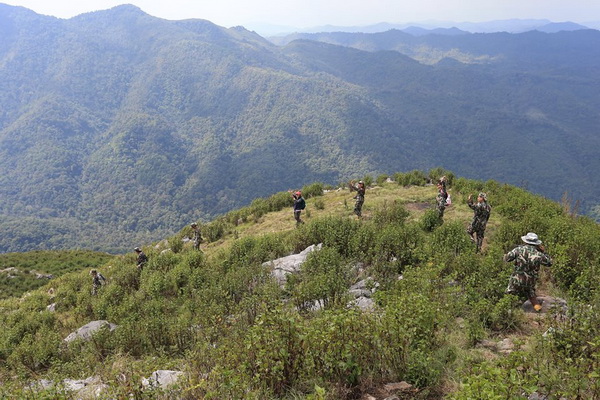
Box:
[372,200,409,227]
[430,221,473,260]
[203,218,227,242]
[301,182,324,199]
[371,224,424,276]
[287,246,351,310]
[395,170,428,186]
[376,174,389,185]
[293,216,360,256]
[313,198,325,210]
[242,307,305,395]
[303,309,373,388]
[420,209,442,232]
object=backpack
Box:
[298,197,306,210]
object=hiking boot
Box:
[533,304,542,312]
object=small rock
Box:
[142,370,184,390]
[497,338,514,354]
[384,381,413,393]
[349,296,375,311]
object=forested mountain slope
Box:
[1,4,599,253]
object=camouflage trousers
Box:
[466,224,485,251]
[506,272,537,299]
[354,198,364,217]
[92,283,101,296]
[437,203,446,218]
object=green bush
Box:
[287,247,351,310]
[313,198,325,210]
[293,216,360,256]
[372,200,409,226]
[394,170,428,186]
[301,182,324,199]
[420,208,442,232]
[376,174,389,185]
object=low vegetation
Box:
[0,250,113,300]
[0,170,599,399]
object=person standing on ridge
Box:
[504,232,552,312]
[349,180,366,219]
[135,247,148,271]
[90,269,106,296]
[436,178,448,220]
[467,192,491,252]
[190,223,203,251]
[290,190,306,226]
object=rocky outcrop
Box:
[64,320,118,343]
[348,278,378,311]
[263,243,322,286]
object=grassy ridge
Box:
[0,172,599,398]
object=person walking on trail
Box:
[290,190,306,226]
[504,232,553,312]
[190,223,203,251]
[349,180,366,219]
[436,179,448,219]
[134,247,148,271]
[90,269,106,296]
[467,192,491,252]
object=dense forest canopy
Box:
[0,3,599,253]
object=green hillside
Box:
[1,172,599,399]
[0,250,113,300]
[0,5,599,253]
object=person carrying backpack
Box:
[290,190,306,226]
[90,269,106,296]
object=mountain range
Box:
[251,18,595,37]
[1,3,599,253]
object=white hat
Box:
[521,232,542,245]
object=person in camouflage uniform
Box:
[90,269,106,296]
[504,232,552,311]
[135,247,148,271]
[467,192,491,252]
[349,180,366,219]
[190,223,203,251]
[436,179,448,219]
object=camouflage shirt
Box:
[504,244,552,278]
[350,184,365,201]
[467,200,491,232]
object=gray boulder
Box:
[64,320,117,343]
[142,370,184,390]
[523,296,567,314]
[264,243,322,286]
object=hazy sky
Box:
[3,0,599,28]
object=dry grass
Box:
[198,181,501,256]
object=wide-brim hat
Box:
[521,232,542,245]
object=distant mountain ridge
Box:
[0,4,599,253]
[256,18,593,37]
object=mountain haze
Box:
[0,4,599,252]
